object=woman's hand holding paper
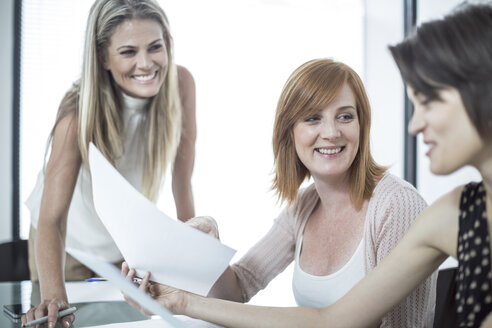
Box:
[185,216,220,239]
[121,262,189,316]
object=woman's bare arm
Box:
[172,65,196,221]
[159,190,460,327]
[28,113,81,328]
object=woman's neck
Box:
[312,174,354,212]
[476,144,492,220]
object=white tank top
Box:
[292,234,365,307]
[26,93,149,262]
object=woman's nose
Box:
[320,120,341,139]
[136,52,152,70]
[408,106,425,135]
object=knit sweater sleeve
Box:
[230,187,316,303]
[364,174,437,328]
[230,206,298,303]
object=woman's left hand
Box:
[186,216,220,239]
[121,262,189,315]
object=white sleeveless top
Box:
[292,234,365,307]
[26,93,149,262]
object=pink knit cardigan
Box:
[231,173,437,327]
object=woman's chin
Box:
[429,162,459,176]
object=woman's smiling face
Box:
[103,18,168,98]
[407,86,484,175]
[293,83,360,180]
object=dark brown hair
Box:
[389,3,492,140]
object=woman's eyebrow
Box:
[337,105,356,111]
[116,44,136,51]
[116,38,163,51]
[148,38,163,45]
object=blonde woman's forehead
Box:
[109,19,164,48]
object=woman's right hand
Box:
[21,298,74,328]
[29,112,80,328]
[121,262,190,315]
[185,216,220,239]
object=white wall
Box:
[0,0,14,243]
[364,0,404,177]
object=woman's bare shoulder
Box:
[176,65,196,117]
[53,111,78,138]
[176,65,195,91]
[415,185,464,257]
[426,185,463,218]
[57,83,80,116]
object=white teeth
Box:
[133,72,156,81]
[318,147,342,155]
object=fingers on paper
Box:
[186,216,219,239]
[122,266,154,316]
[121,261,129,275]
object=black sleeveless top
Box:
[456,182,492,327]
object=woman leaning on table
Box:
[22,0,197,327]
[127,2,492,328]
[126,56,437,327]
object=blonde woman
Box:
[23,0,196,327]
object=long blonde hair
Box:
[51,0,181,201]
[272,59,386,209]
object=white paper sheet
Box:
[66,281,124,303]
[68,248,185,328]
[88,143,236,296]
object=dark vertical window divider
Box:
[12,0,22,241]
[403,0,417,187]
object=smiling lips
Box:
[316,147,344,155]
[132,70,158,82]
[424,141,436,157]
